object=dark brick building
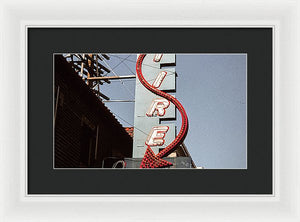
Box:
[54,55,132,168]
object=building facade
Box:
[54,55,132,168]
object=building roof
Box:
[55,55,131,139]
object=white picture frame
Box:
[0,0,299,221]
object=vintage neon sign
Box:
[153,54,163,62]
[152,71,167,88]
[146,98,170,117]
[145,126,169,146]
[136,54,189,168]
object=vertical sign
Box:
[133,54,176,157]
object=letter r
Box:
[146,98,170,117]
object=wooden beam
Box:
[103,100,135,103]
[87,75,136,81]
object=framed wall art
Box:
[27,27,272,195]
[1,0,299,222]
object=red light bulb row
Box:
[136,54,189,168]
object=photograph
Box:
[27,28,272,194]
[54,53,247,169]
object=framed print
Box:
[27,28,271,195]
[1,0,300,222]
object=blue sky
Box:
[100,54,247,169]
